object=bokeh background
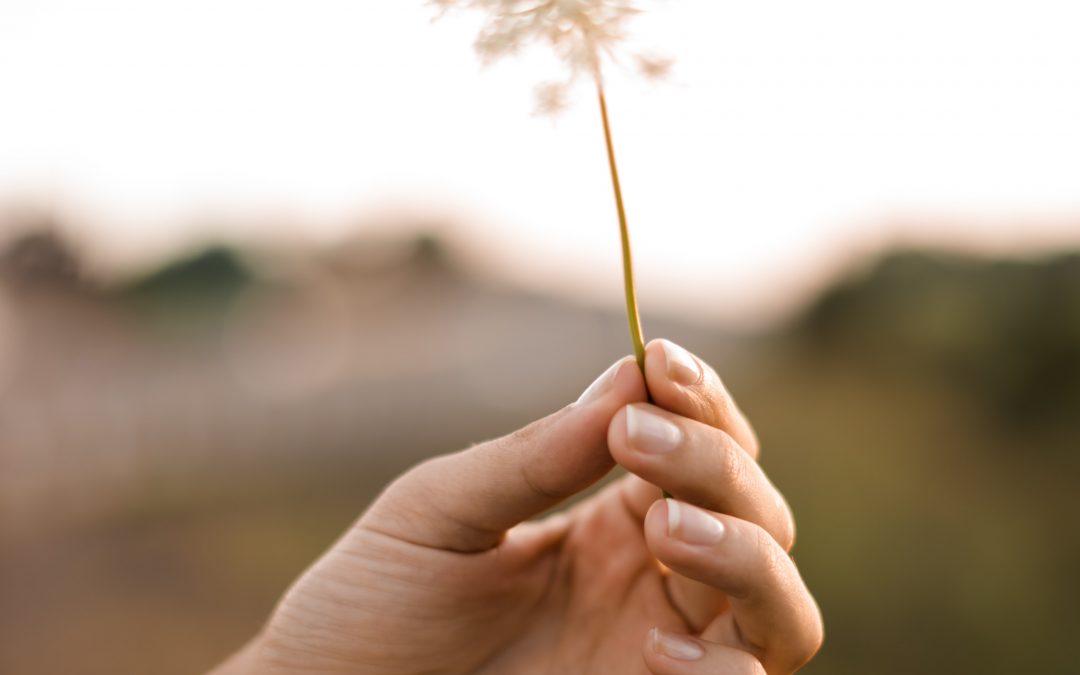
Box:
[2,2,1079,674]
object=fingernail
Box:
[651,628,705,661]
[576,359,623,406]
[626,405,681,454]
[666,499,725,546]
[661,340,702,386]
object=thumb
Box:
[362,356,646,552]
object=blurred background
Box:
[1,1,1079,673]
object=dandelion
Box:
[434,0,671,374]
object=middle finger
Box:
[609,403,795,551]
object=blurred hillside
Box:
[801,250,1080,434]
[769,250,1080,674]
[0,228,1078,674]
[0,229,726,542]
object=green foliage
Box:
[747,249,1080,673]
[799,250,1080,434]
[117,246,253,334]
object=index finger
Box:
[644,339,759,459]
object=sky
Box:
[1,0,1079,325]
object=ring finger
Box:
[644,500,823,674]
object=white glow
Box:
[2,0,1079,324]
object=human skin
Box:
[212,340,823,674]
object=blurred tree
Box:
[118,246,253,335]
[0,229,82,290]
[798,250,1080,436]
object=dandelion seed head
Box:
[434,0,671,114]
[534,81,570,115]
[635,52,673,80]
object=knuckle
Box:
[781,521,796,553]
[519,460,568,501]
[698,384,729,428]
[754,524,788,585]
[718,434,749,492]
[501,418,543,450]
[728,521,782,599]
[806,612,826,658]
[799,595,826,656]
[742,424,762,458]
[775,498,797,552]
[786,611,825,672]
[779,573,825,670]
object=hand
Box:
[213,340,823,674]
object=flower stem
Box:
[596,81,646,374]
[597,80,669,499]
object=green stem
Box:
[596,82,646,373]
[597,81,670,500]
